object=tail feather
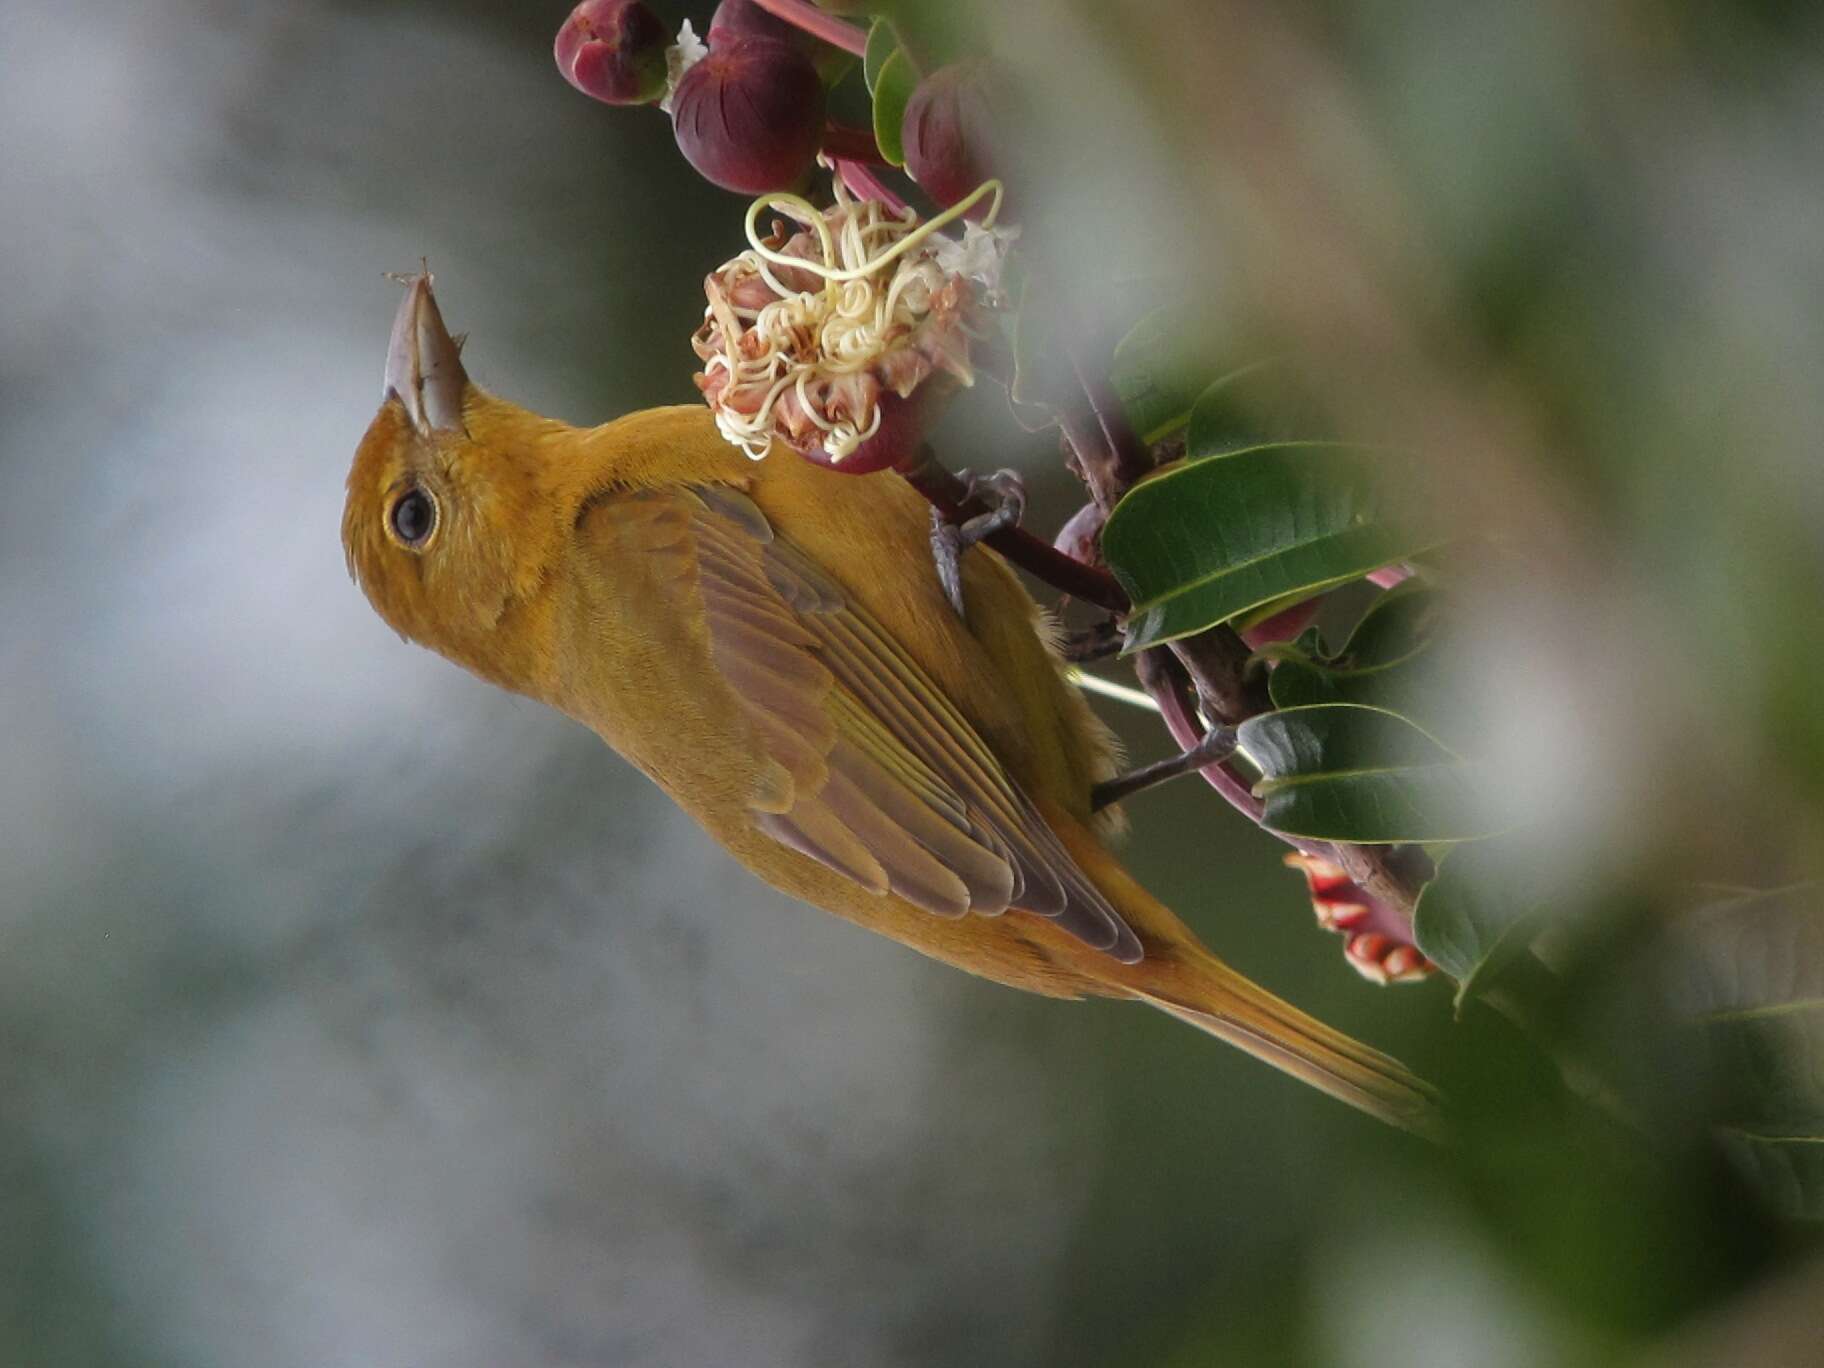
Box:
[1134,955,1445,1139]
[1041,802,1445,1138]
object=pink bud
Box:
[902,62,996,212]
[672,38,826,194]
[554,0,669,106]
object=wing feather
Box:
[600,483,1141,962]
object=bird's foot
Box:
[1061,617,1123,663]
[929,468,1027,619]
[1090,726,1238,812]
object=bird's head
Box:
[343,274,576,677]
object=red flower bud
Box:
[798,384,946,474]
[554,0,669,106]
[708,0,805,51]
[1282,854,1436,985]
[671,38,827,194]
[902,62,997,212]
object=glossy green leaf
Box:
[1103,442,1441,651]
[863,18,897,95]
[1269,586,1456,724]
[1107,307,1216,444]
[1184,361,1288,459]
[1671,885,1824,1219]
[1237,704,1497,843]
[871,48,916,166]
[1412,840,1547,1009]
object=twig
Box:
[1063,348,1152,497]
[899,448,1130,612]
[1059,348,1263,723]
[821,123,889,167]
[1137,651,1327,856]
[834,160,910,215]
[1330,844,1430,925]
[1065,669,1159,711]
[747,0,868,55]
[1055,381,1429,922]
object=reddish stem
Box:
[1137,652,1327,857]
[1140,650,1423,931]
[822,122,889,167]
[1057,332,1428,931]
[748,0,868,55]
[1060,346,1262,722]
[834,159,911,215]
[985,528,1129,611]
[1367,564,1412,589]
[1064,347,1154,498]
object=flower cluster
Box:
[690,177,1006,471]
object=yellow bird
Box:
[343,275,1440,1135]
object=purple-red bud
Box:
[671,38,827,194]
[708,0,805,51]
[801,385,944,474]
[555,0,669,106]
[902,62,997,212]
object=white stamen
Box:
[691,174,1006,464]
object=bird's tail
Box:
[1130,950,1445,1139]
[1047,808,1445,1139]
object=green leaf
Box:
[1184,361,1287,459]
[1269,586,1457,726]
[1102,442,1441,651]
[871,48,916,167]
[1671,886,1824,1219]
[1107,307,1217,444]
[1713,1134,1824,1222]
[1237,704,1497,843]
[1412,840,1548,1009]
[863,18,897,95]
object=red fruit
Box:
[554,0,669,106]
[902,62,996,212]
[671,38,827,194]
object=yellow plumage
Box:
[343,278,1440,1135]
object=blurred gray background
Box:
[8,1,1823,1365]
[0,4,1444,1365]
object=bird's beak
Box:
[384,272,468,435]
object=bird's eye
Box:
[388,487,437,548]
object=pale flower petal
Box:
[658,18,707,114]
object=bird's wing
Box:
[598,483,1141,962]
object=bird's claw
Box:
[931,513,969,618]
[1090,725,1239,811]
[929,468,1028,621]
